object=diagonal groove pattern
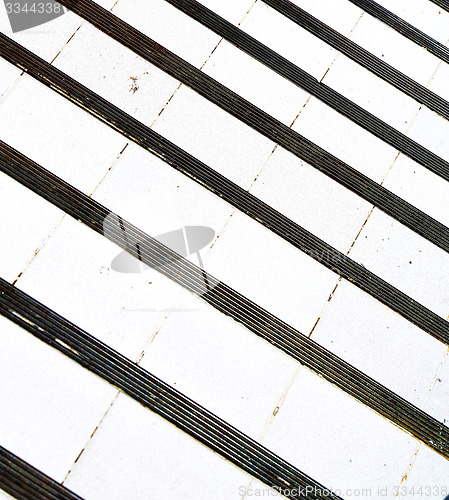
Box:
[429,0,449,13]
[163,0,449,182]
[0,281,342,500]
[0,141,448,460]
[13,1,449,254]
[347,0,449,65]
[261,0,449,120]
[0,446,84,500]
[1,37,449,345]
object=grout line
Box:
[52,0,123,65]
[56,3,263,481]
[149,0,259,130]
[307,277,342,338]
[0,71,24,104]
[5,0,130,287]
[241,36,449,493]
[61,391,121,484]
[394,443,422,500]
[11,214,67,287]
[306,199,376,339]
[133,287,189,365]
[246,9,366,197]
[240,477,255,500]
[147,81,183,129]
[89,142,129,194]
[419,347,449,414]
[12,142,129,286]
[237,0,260,27]
[319,10,365,84]
[257,365,302,443]
[241,364,302,500]
[246,93,313,193]
[306,37,449,341]
[0,0,123,102]
[394,346,449,496]
[50,23,84,64]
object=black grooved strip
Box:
[429,0,449,13]
[0,446,84,500]
[0,142,448,460]
[0,283,342,500]
[18,1,449,255]
[261,0,449,121]
[163,0,449,183]
[0,41,449,343]
[347,0,449,65]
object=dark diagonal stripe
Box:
[261,0,449,121]
[0,142,448,460]
[1,36,449,340]
[5,10,449,253]
[7,2,449,255]
[429,0,449,13]
[0,446,84,500]
[348,0,449,65]
[163,0,449,182]
[0,281,343,500]
[2,38,449,345]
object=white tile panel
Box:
[239,2,341,80]
[407,107,449,163]
[203,210,340,335]
[262,368,417,499]
[323,55,421,132]
[349,208,449,317]
[382,154,449,229]
[202,39,310,126]
[0,74,128,194]
[140,295,299,440]
[249,146,373,255]
[0,172,63,282]
[291,96,399,183]
[52,23,182,126]
[64,394,253,500]
[152,85,276,190]
[0,314,117,482]
[311,279,448,407]
[110,0,221,68]
[349,14,441,87]
[371,0,449,45]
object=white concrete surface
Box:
[1,0,449,498]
